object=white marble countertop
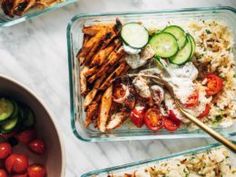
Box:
[0,0,236,176]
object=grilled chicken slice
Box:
[80,66,89,95]
[97,85,113,132]
[106,112,129,131]
[133,76,151,98]
[150,85,165,106]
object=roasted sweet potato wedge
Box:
[97,85,113,132]
[84,101,98,128]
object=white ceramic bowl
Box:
[0,75,65,177]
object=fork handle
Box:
[180,108,236,153]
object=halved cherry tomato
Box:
[163,116,180,131]
[5,153,29,174]
[12,173,28,177]
[198,104,211,119]
[28,164,46,177]
[185,90,199,108]
[144,108,163,131]
[0,142,12,159]
[168,110,181,124]
[205,74,223,96]
[130,106,145,128]
[28,139,46,155]
[0,169,7,177]
[15,129,37,145]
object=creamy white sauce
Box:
[123,43,141,54]
[125,54,147,69]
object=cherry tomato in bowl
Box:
[0,169,7,177]
[28,139,46,155]
[144,108,163,131]
[5,153,29,174]
[205,74,223,96]
[130,106,145,128]
[28,164,46,177]
[15,129,37,145]
[0,142,12,159]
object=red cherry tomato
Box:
[28,139,46,155]
[130,106,145,128]
[5,153,29,174]
[0,142,12,159]
[28,164,46,177]
[12,173,28,177]
[205,74,223,96]
[168,110,181,124]
[163,116,180,131]
[0,169,7,177]
[198,104,211,119]
[15,129,37,144]
[184,90,199,108]
[144,108,163,131]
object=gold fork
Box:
[127,73,236,153]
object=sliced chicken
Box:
[97,85,113,132]
[106,112,128,130]
[150,85,165,106]
[132,76,151,98]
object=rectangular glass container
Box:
[81,143,236,177]
[0,0,76,27]
[67,6,236,142]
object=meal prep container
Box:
[67,6,236,142]
[81,142,236,177]
[0,75,65,177]
[0,0,76,27]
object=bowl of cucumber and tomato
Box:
[0,75,65,177]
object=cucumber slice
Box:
[0,116,18,133]
[19,105,35,128]
[121,23,149,49]
[163,25,186,49]
[188,33,196,58]
[149,32,178,58]
[0,98,14,121]
[170,36,192,65]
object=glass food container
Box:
[67,6,236,142]
[81,142,236,177]
[0,0,76,27]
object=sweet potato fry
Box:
[79,28,107,65]
[80,66,89,95]
[76,35,90,64]
[83,66,97,77]
[97,85,113,132]
[82,24,113,36]
[83,75,105,108]
[88,46,125,83]
[90,39,121,66]
[84,101,98,128]
[99,61,128,90]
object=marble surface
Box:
[0,0,236,176]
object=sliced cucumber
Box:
[121,23,149,49]
[149,32,178,58]
[0,98,14,121]
[0,116,18,133]
[10,101,19,119]
[170,36,192,65]
[19,105,35,128]
[188,33,196,58]
[163,25,186,49]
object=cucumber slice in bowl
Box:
[170,35,192,65]
[149,32,178,58]
[163,25,186,49]
[188,33,196,58]
[0,116,18,133]
[0,98,14,121]
[121,23,149,49]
